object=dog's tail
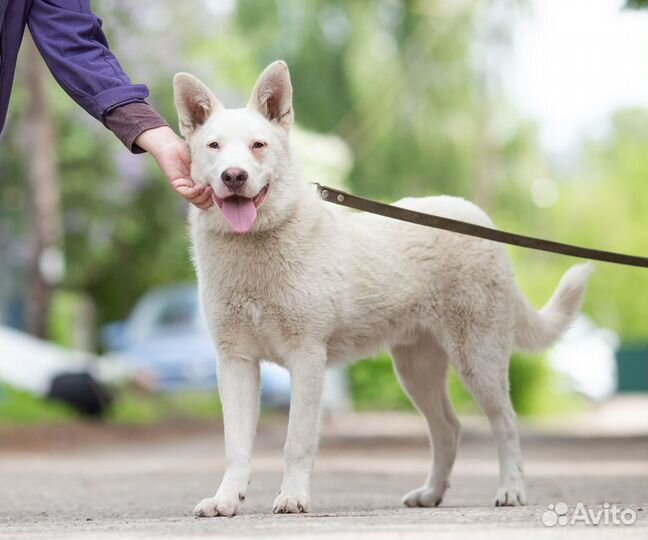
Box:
[514,263,593,353]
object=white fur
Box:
[174,61,592,518]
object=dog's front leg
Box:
[194,356,260,518]
[273,344,326,514]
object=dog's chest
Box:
[193,215,329,362]
[216,292,305,362]
[202,245,315,362]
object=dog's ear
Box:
[173,73,222,138]
[247,61,293,129]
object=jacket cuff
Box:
[104,102,169,154]
[96,85,150,116]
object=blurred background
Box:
[1,0,647,429]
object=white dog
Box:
[173,61,591,517]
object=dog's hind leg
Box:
[450,339,527,507]
[391,333,461,508]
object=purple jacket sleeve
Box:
[27,0,149,123]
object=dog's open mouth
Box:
[212,184,269,234]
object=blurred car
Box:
[548,315,619,401]
[0,325,112,416]
[101,284,292,407]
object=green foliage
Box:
[67,177,195,327]
[47,289,83,347]
[348,354,414,411]
[535,108,648,340]
[232,0,483,201]
[348,353,584,416]
[508,354,584,415]
[54,107,195,326]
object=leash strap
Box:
[314,184,648,269]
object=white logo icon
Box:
[542,502,569,527]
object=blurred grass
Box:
[0,384,78,425]
[1,353,582,426]
[349,353,585,416]
[0,384,222,426]
[106,388,222,425]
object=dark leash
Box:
[314,184,648,269]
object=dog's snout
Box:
[221,168,248,190]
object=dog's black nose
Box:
[221,168,248,191]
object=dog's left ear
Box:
[248,61,293,129]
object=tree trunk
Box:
[22,34,64,338]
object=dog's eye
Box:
[252,141,266,150]
[208,141,220,149]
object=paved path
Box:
[1,412,646,539]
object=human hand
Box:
[135,126,213,210]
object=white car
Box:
[548,315,619,401]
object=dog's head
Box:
[173,61,300,234]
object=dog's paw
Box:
[193,496,240,518]
[494,485,527,507]
[272,492,311,514]
[402,486,445,508]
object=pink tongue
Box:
[221,197,257,233]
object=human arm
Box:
[27,0,148,125]
[27,0,213,208]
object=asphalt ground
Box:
[1,409,647,539]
